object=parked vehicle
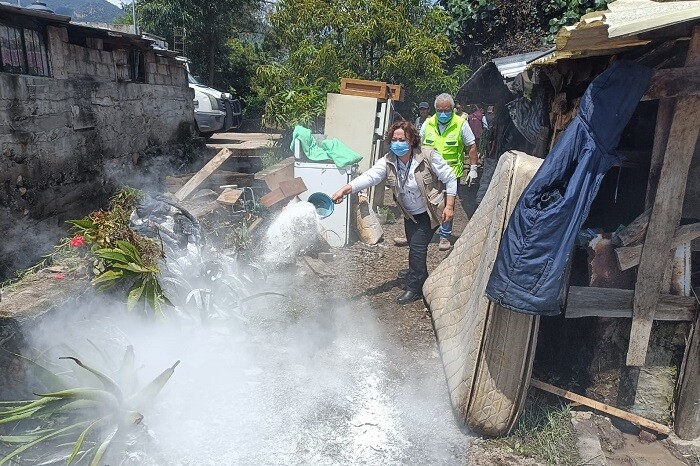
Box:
[188,73,243,139]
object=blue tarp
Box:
[485,60,652,316]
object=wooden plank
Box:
[216,188,243,206]
[645,99,675,209]
[254,157,294,192]
[675,308,700,439]
[641,65,700,101]
[530,378,671,436]
[674,223,700,245]
[166,171,254,193]
[616,245,644,271]
[628,25,700,367]
[612,209,650,246]
[279,177,308,198]
[616,223,700,270]
[247,217,263,235]
[565,286,696,321]
[174,148,232,201]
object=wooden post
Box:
[627,26,700,367]
[645,100,675,209]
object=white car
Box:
[189,73,242,139]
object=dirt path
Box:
[298,186,497,464]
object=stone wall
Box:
[0,24,196,279]
[0,73,194,215]
[47,26,187,87]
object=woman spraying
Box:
[331,121,457,304]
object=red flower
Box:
[53,273,66,279]
[69,235,86,248]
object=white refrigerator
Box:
[293,139,353,248]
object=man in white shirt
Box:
[419,93,478,250]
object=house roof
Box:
[532,0,700,65]
[0,2,70,23]
[492,50,553,78]
[0,5,179,56]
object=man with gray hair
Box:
[419,93,478,250]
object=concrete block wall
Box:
[47,26,187,87]
[145,52,186,87]
[0,73,194,221]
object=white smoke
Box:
[13,205,471,465]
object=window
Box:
[114,48,145,83]
[0,23,50,77]
[129,49,145,83]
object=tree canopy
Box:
[135,0,264,92]
[439,0,613,59]
[119,0,615,129]
[254,0,469,129]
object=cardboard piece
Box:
[260,177,308,208]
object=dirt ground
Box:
[312,185,700,466]
[313,184,534,465]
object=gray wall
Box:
[0,24,195,279]
[0,73,194,216]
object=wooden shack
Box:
[430,0,700,439]
[531,2,700,439]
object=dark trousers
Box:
[404,212,438,294]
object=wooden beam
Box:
[174,148,233,201]
[641,66,700,101]
[566,286,696,321]
[675,306,700,439]
[530,379,671,436]
[166,171,254,194]
[616,245,644,271]
[259,177,308,208]
[616,223,700,270]
[628,25,700,367]
[612,209,651,246]
[634,40,677,68]
[674,223,700,245]
[646,99,676,209]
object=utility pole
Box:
[131,0,137,35]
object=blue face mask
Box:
[390,141,410,157]
[437,111,452,124]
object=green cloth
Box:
[291,125,363,168]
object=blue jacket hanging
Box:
[485,60,651,316]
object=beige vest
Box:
[385,148,445,229]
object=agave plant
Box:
[161,253,285,324]
[0,347,179,465]
[91,240,170,317]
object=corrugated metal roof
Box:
[492,50,553,78]
[531,0,700,65]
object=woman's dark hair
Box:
[385,120,421,149]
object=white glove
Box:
[466,164,479,186]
